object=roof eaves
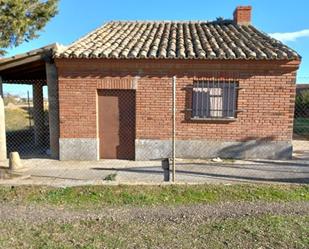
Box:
[0,43,62,72]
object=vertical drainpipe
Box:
[0,76,7,161]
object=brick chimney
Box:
[233,6,252,25]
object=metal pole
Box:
[27,91,32,128]
[172,76,176,182]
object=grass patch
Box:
[103,173,117,181]
[0,184,308,208]
[4,107,31,131]
[0,215,307,248]
[197,215,309,249]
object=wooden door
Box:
[98,90,135,159]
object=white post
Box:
[172,76,176,182]
[0,76,3,97]
[0,76,7,161]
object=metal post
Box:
[172,76,176,182]
[27,91,32,128]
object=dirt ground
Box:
[0,201,308,223]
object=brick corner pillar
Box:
[0,76,7,161]
[32,82,45,147]
[45,62,60,159]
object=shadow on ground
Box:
[92,161,309,184]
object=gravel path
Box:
[1,201,308,224]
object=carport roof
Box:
[0,43,60,83]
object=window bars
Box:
[191,79,239,120]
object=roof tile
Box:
[55,20,300,60]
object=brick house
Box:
[0,6,301,161]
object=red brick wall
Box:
[55,59,299,142]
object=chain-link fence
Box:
[294,85,309,139]
[0,79,308,185]
[3,85,50,158]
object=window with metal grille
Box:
[192,81,238,119]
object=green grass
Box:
[0,215,307,248]
[0,184,308,208]
[0,185,308,248]
[103,173,117,181]
[197,215,309,249]
[4,107,32,131]
[294,117,309,136]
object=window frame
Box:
[190,80,239,121]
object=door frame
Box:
[97,89,136,160]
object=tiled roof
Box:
[55,20,300,60]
